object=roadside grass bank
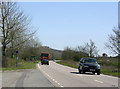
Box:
[2,58,40,71]
[56,61,78,68]
[56,58,119,77]
[2,61,37,71]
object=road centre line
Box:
[37,64,64,87]
[47,74,50,77]
[61,86,64,87]
[94,80,103,83]
[57,83,60,85]
[55,81,57,83]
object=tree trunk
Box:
[2,46,8,67]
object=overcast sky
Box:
[17,2,118,56]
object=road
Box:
[2,69,54,87]
[1,61,119,88]
[38,61,119,87]
[0,71,2,89]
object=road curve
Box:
[38,61,118,87]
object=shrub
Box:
[73,55,81,61]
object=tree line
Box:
[61,40,99,61]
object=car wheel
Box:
[41,63,43,65]
[97,71,100,75]
[47,63,49,65]
[78,69,81,74]
[81,68,85,74]
[78,66,81,74]
[92,72,95,75]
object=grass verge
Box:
[2,61,38,71]
[57,61,78,68]
[101,68,119,77]
[0,68,2,71]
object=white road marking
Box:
[57,83,60,85]
[61,86,64,87]
[47,75,50,77]
[94,80,103,83]
[37,64,63,86]
[55,81,57,83]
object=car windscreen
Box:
[41,54,48,57]
[84,58,97,63]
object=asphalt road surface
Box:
[38,61,119,87]
[0,68,1,88]
[1,61,119,88]
[2,69,54,87]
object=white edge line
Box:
[94,80,103,83]
[101,74,118,79]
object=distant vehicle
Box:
[41,53,49,65]
[78,58,100,75]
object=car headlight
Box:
[97,65,100,69]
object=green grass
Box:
[57,61,78,68]
[22,61,37,69]
[101,68,119,76]
[1,57,41,71]
[0,68,2,71]
[2,61,37,71]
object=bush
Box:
[73,55,81,61]
[56,58,62,60]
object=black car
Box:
[78,58,100,75]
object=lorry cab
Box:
[41,53,49,65]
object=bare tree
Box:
[0,1,34,66]
[86,40,99,57]
[75,40,98,57]
[105,27,120,57]
[76,45,88,54]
